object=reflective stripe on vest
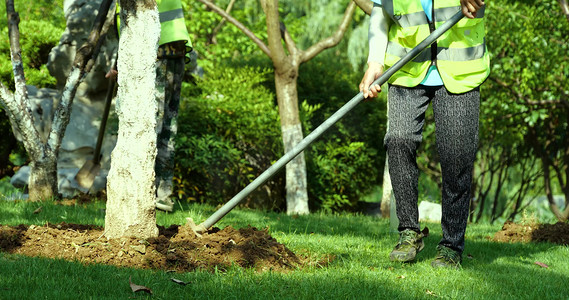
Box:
[387,39,486,62]
[117,0,192,47]
[382,0,490,93]
[160,8,184,23]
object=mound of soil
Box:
[0,221,301,273]
[492,221,569,245]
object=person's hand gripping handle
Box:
[360,62,384,99]
[460,0,485,19]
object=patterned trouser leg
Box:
[384,85,480,253]
[155,56,185,204]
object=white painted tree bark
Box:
[104,0,160,239]
[380,157,392,217]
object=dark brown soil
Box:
[492,221,569,245]
[0,221,303,273]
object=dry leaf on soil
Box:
[129,276,153,294]
[535,261,549,268]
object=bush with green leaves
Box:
[297,52,387,211]
[0,1,63,180]
[174,66,284,208]
[0,1,64,88]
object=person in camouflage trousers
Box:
[111,0,192,212]
[154,40,188,212]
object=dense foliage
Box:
[0,0,64,88]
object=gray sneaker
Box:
[431,245,462,269]
[156,198,174,212]
[389,229,426,262]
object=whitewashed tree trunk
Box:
[104,0,160,239]
[380,157,392,218]
[275,73,309,215]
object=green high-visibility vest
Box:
[117,0,192,47]
[156,0,191,47]
[382,0,490,93]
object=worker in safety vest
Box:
[110,0,193,212]
[359,0,489,269]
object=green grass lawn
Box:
[0,199,568,299]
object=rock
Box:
[418,200,442,223]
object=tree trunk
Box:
[274,70,309,215]
[28,155,58,201]
[104,0,160,239]
[380,157,392,218]
[559,0,569,23]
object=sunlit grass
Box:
[1,199,568,299]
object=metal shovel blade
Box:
[75,159,101,190]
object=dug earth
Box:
[0,222,304,273]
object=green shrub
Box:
[308,141,378,212]
[298,53,387,211]
[0,4,63,89]
[175,66,284,208]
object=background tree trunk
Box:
[104,0,160,239]
[380,157,392,217]
[274,70,309,215]
[28,156,58,200]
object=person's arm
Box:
[360,4,391,99]
[460,0,485,19]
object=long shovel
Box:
[188,10,466,235]
[75,60,117,190]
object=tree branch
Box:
[211,0,236,44]
[197,0,271,56]
[559,0,569,23]
[300,1,356,63]
[279,22,298,58]
[48,0,116,153]
[353,0,373,15]
[3,0,42,157]
[261,0,288,68]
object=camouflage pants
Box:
[154,55,184,203]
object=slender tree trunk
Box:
[28,154,58,201]
[274,69,309,215]
[380,157,392,217]
[104,0,159,239]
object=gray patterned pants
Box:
[385,84,480,253]
[155,56,184,204]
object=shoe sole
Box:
[156,202,173,212]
